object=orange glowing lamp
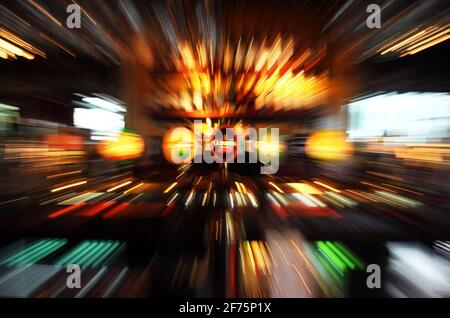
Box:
[305,130,353,161]
[97,132,144,160]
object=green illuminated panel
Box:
[56,240,122,267]
[0,239,67,266]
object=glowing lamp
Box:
[98,132,144,160]
[305,130,353,161]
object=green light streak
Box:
[71,241,102,265]
[77,242,107,266]
[56,241,90,266]
[55,240,122,267]
[85,241,117,267]
[326,241,355,270]
[0,239,50,265]
[4,241,55,265]
[316,241,347,272]
[315,251,344,284]
[91,242,121,267]
[14,240,63,265]
[333,242,365,270]
[3,239,67,266]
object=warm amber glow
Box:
[167,37,328,112]
[254,72,329,110]
[380,30,427,55]
[305,130,354,161]
[287,183,322,195]
[97,132,145,160]
[0,38,35,60]
[402,34,450,56]
[0,28,45,58]
[379,25,449,57]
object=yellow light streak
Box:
[124,182,145,194]
[163,182,177,194]
[107,181,132,192]
[268,182,284,193]
[313,181,341,193]
[51,180,87,192]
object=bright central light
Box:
[74,108,124,132]
[82,97,126,113]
